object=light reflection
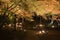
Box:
[42,30,46,33]
[39,24,44,27]
[51,25,55,28]
[24,29,27,32]
[19,23,22,25]
[8,24,11,27]
[39,31,42,34]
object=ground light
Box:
[36,30,48,35]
